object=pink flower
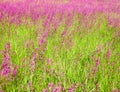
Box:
[46,58,52,63]
[38,38,44,46]
[2,53,10,62]
[107,48,111,57]
[71,85,76,91]
[56,86,63,91]
[93,67,97,74]
[12,69,17,77]
[61,30,68,37]
[32,52,37,59]
[0,90,4,92]
[7,42,11,49]
[93,57,100,73]
[43,19,49,27]
[31,52,36,66]
[30,59,35,72]
[31,59,35,66]
[52,88,58,92]
[43,31,48,38]
[28,81,32,86]
[68,88,73,92]
[95,56,100,67]
[48,82,54,87]
[1,66,10,77]
[1,61,8,69]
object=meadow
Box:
[0,0,120,92]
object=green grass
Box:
[0,13,120,92]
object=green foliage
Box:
[0,13,120,92]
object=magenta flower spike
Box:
[12,69,17,77]
[61,30,68,37]
[38,38,44,46]
[107,48,111,57]
[95,56,100,67]
[1,66,10,77]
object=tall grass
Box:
[0,0,120,92]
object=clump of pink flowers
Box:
[42,82,65,92]
[0,42,18,78]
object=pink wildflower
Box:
[38,38,44,46]
[95,56,100,67]
[1,61,8,69]
[1,66,10,77]
[31,52,36,65]
[61,30,68,37]
[7,42,11,49]
[68,88,73,92]
[46,58,52,63]
[31,59,35,66]
[48,82,54,87]
[43,31,48,38]
[93,67,97,74]
[107,48,111,57]
[12,69,17,77]
[0,90,4,92]
[28,81,32,86]
[32,52,37,59]
[30,59,35,72]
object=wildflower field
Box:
[0,0,120,92]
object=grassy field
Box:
[0,1,120,92]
